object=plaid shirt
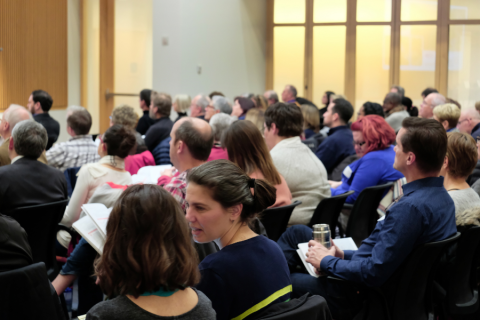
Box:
[46,135,100,172]
[160,170,188,212]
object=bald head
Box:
[420,93,447,119]
[1,104,33,139]
[458,109,480,135]
[172,117,213,161]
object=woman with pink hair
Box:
[330,115,404,204]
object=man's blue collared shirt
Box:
[320,177,457,287]
[314,125,355,173]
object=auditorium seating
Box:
[328,232,461,320]
[261,201,302,241]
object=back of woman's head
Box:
[103,124,137,158]
[236,97,255,115]
[245,108,265,133]
[351,115,396,155]
[95,184,200,298]
[187,160,276,224]
[174,94,191,113]
[362,102,385,118]
[222,121,281,185]
[446,132,478,179]
[301,104,320,131]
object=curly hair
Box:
[351,115,396,156]
[111,105,139,130]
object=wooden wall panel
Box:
[0,0,67,111]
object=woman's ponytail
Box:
[249,178,276,214]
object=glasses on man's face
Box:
[353,141,366,147]
[457,118,470,126]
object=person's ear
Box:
[443,156,449,171]
[228,204,243,222]
[8,137,14,151]
[271,123,279,135]
[34,102,41,112]
[406,151,416,166]
[102,142,107,151]
[177,140,185,154]
[442,120,449,131]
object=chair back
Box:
[151,136,172,165]
[0,262,65,320]
[345,182,393,246]
[7,200,69,274]
[64,166,81,198]
[260,201,301,241]
[252,293,332,320]
[385,232,461,320]
[447,226,480,315]
[308,191,354,238]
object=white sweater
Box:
[270,137,331,225]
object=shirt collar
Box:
[472,123,480,136]
[69,134,93,142]
[328,125,349,136]
[143,110,149,115]
[402,176,444,196]
[271,136,301,151]
[287,99,296,104]
[11,155,24,164]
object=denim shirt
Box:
[320,177,457,287]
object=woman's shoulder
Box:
[87,296,131,319]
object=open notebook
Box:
[72,203,112,254]
[297,238,358,277]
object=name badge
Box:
[343,166,352,179]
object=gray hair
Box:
[212,96,232,115]
[11,120,48,158]
[288,85,298,97]
[265,90,278,103]
[66,105,87,121]
[196,95,210,112]
[4,104,33,132]
[430,93,447,108]
[209,113,235,142]
[391,85,405,97]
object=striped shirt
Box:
[46,135,100,172]
[160,170,188,212]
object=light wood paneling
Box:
[99,0,114,133]
[0,0,68,111]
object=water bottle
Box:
[64,287,72,318]
[312,224,331,249]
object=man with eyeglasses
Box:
[457,109,480,139]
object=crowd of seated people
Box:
[3,82,480,320]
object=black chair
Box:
[0,262,67,320]
[248,293,332,320]
[344,182,393,247]
[6,199,69,280]
[329,232,461,320]
[434,226,480,319]
[260,201,302,242]
[308,191,354,238]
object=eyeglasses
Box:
[353,141,366,147]
[457,118,470,126]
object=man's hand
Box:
[331,239,345,260]
[306,240,336,270]
[161,167,176,177]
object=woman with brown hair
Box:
[87,184,216,320]
[222,120,292,208]
[186,160,291,320]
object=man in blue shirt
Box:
[315,98,356,176]
[278,117,457,319]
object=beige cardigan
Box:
[270,137,331,225]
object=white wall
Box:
[152,0,266,104]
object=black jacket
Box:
[144,117,174,152]
[0,157,68,214]
[136,110,155,135]
[0,214,33,272]
[33,113,60,150]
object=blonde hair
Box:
[173,94,191,113]
[433,103,461,129]
[245,108,265,133]
[111,105,139,130]
[301,104,320,132]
